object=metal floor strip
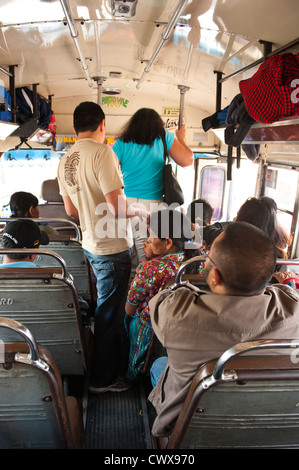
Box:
[83,382,152,449]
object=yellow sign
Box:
[163,107,180,115]
[106,136,117,147]
[55,135,77,144]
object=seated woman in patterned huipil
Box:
[124,208,208,382]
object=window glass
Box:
[265,166,299,244]
[265,168,298,213]
[0,149,63,215]
[199,166,225,220]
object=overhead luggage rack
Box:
[243,115,299,144]
[211,37,299,148]
[212,116,299,146]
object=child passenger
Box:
[9,191,58,235]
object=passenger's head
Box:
[188,198,214,225]
[73,101,105,134]
[119,108,165,145]
[260,196,277,211]
[143,238,155,260]
[2,219,49,260]
[148,208,198,260]
[10,191,39,218]
[205,221,276,295]
[236,197,277,239]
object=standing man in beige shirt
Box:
[57,101,146,392]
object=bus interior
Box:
[0,0,298,450]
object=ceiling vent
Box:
[111,0,138,18]
[102,88,121,95]
[109,71,122,78]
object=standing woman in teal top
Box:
[112,108,193,263]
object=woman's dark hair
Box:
[73,101,105,134]
[118,108,165,146]
[188,198,214,225]
[149,208,202,263]
[236,197,277,239]
[236,196,291,258]
[10,191,38,218]
[260,196,277,211]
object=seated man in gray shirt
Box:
[148,221,299,437]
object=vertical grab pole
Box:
[32,83,39,120]
[214,71,223,112]
[178,85,189,129]
[177,85,190,176]
[94,77,106,106]
[9,65,16,123]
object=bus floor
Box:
[83,376,154,449]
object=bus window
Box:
[264,166,299,237]
[199,165,225,221]
[0,149,63,215]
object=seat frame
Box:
[0,317,83,448]
[155,339,299,449]
[0,248,93,376]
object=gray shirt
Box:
[148,284,299,437]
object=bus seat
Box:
[34,238,93,304]
[0,317,83,449]
[0,239,95,308]
[155,339,299,449]
[0,249,94,376]
[39,178,79,233]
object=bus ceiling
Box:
[0,0,298,154]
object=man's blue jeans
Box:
[150,356,168,387]
[84,248,132,387]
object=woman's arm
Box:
[169,124,194,167]
[125,301,137,316]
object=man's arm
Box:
[62,195,79,220]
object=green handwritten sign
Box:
[102,96,129,108]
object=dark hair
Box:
[118,108,165,146]
[212,221,276,293]
[236,197,277,239]
[188,198,214,225]
[73,101,105,134]
[260,196,277,211]
[149,208,201,262]
[10,191,38,218]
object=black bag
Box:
[162,133,184,206]
[224,95,255,147]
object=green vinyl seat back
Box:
[0,248,93,376]
[39,178,80,235]
[157,339,299,449]
[34,237,93,304]
[0,317,83,449]
[0,218,93,305]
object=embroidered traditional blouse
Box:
[127,248,207,325]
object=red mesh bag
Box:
[239,53,299,123]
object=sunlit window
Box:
[199,166,225,221]
[264,166,299,240]
[0,149,63,215]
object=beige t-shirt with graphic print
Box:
[57,138,133,255]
